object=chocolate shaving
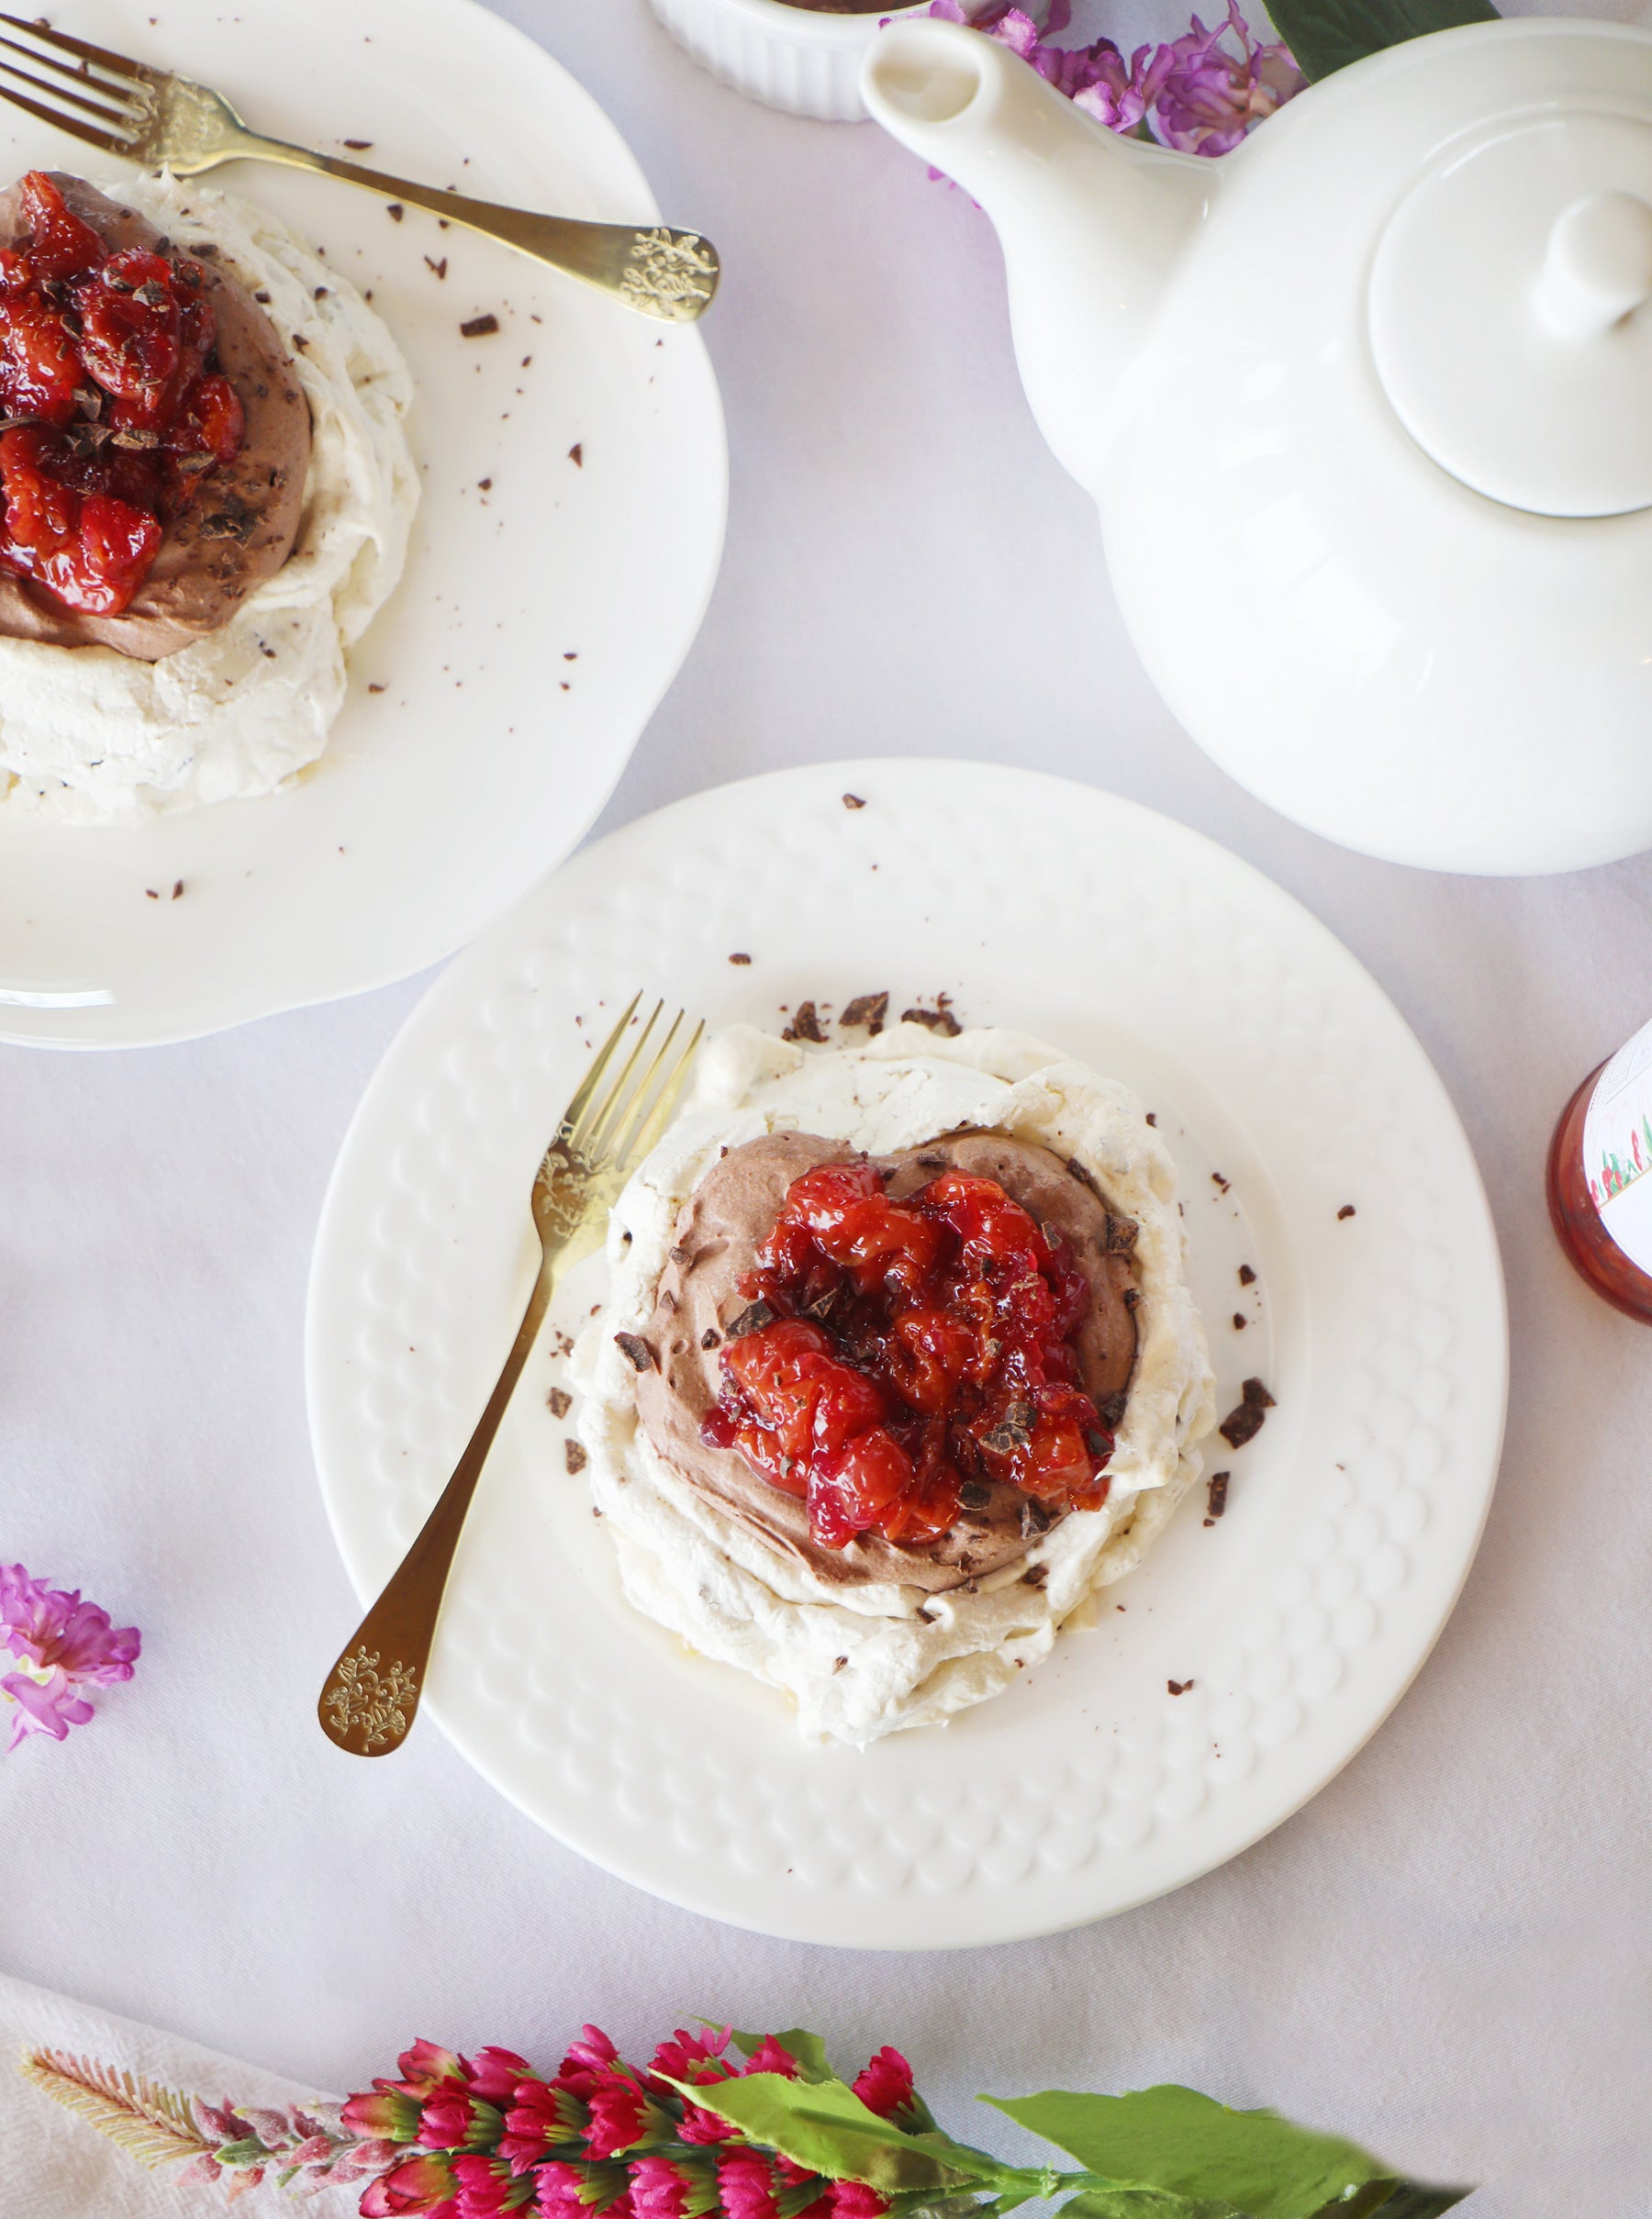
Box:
[568,442,582,466]
[1067,1157,1100,1196]
[958,1481,990,1510]
[1337,1203,1357,1221]
[1211,1171,1231,1192]
[1233,1312,1247,1331]
[1019,1498,1054,1538]
[832,1656,848,1674]
[728,952,752,965]
[547,1388,572,1419]
[614,1333,656,1373]
[1205,1469,1230,1524]
[1099,1390,1128,1428]
[1021,1563,1048,1589]
[197,495,256,543]
[916,1606,937,1624]
[1238,1264,1256,1286]
[843,792,865,809]
[781,999,827,1044]
[72,384,102,418]
[1167,1678,1193,1696]
[840,990,888,1035]
[425,255,448,279]
[111,426,159,449]
[1218,1377,1275,1449]
[724,1299,775,1342]
[564,1440,587,1475]
[1104,1213,1138,1254]
[461,312,500,338]
[803,1288,840,1323]
[386,202,405,220]
[900,998,962,1037]
[342,138,374,150]
[980,1400,1035,1455]
[700,1328,721,1351]
[1122,1287,1142,1311]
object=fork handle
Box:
[230,134,719,322]
[317,1257,556,1756]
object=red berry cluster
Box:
[340,2024,926,2219]
[702,1162,1114,1548]
[0,172,245,614]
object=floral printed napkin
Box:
[0,1968,355,2215]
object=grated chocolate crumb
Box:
[1238,1264,1256,1286]
[461,312,500,338]
[614,1333,655,1373]
[782,999,827,1044]
[843,792,865,809]
[1337,1203,1356,1221]
[840,990,888,1035]
[547,1388,572,1419]
[564,1440,586,1475]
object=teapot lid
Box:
[1369,108,1652,519]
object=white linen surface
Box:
[3,3,1650,2214]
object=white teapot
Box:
[862,17,1652,875]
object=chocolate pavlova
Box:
[572,1022,1215,1745]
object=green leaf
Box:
[1262,0,1497,83]
[657,2073,994,2197]
[1062,2191,1242,2219]
[731,2030,838,2084]
[1346,2189,1476,2219]
[982,2090,1469,2219]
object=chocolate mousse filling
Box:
[632,1131,1139,1595]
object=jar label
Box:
[1584,1017,1652,1273]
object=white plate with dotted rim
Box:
[307,759,1507,1946]
[0,0,725,1048]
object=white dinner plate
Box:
[0,0,725,1048]
[307,761,1508,1947]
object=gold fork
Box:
[318,995,704,1757]
[0,14,720,322]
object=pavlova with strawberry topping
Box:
[572,1021,1215,1745]
[0,169,416,818]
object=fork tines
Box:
[0,13,151,153]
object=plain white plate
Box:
[0,0,726,1048]
[307,761,1508,1947]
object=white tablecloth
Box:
[4,5,1649,2213]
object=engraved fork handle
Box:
[318,1259,555,1756]
[225,133,719,322]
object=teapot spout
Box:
[862,19,1213,487]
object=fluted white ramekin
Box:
[648,0,929,123]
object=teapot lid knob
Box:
[1369,114,1652,519]
[1537,191,1652,341]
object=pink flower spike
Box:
[738,2036,797,2080]
[716,2150,781,2219]
[394,2041,469,2098]
[850,2049,915,2122]
[466,2049,533,2105]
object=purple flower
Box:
[1147,0,1304,155]
[926,0,1300,156]
[0,1563,140,1752]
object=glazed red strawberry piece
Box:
[701,1160,1120,1550]
[0,173,246,616]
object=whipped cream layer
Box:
[572,1022,1216,1745]
[0,173,419,820]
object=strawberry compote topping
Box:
[0,173,244,616]
[700,1159,1119,1551]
